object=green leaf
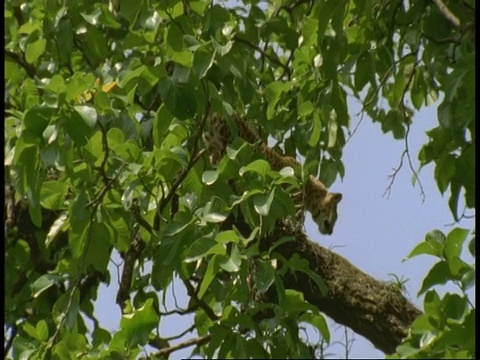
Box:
[355,53,373,91]
[25,38,46,64]
[119,0,143,26]
[117,298,159,347]
[74,105,98,128]
[253,190,275,216]
[448,180,462,221]
[36,320,49,342]
[66,112,94,146]
[215,230,240,244]
[41,182,69,209]
[434,154,456,194]
[76,25,108,68]
[30,274,64,298]
[198,255,219,298]
[265,81,292,119]
[186,232,226,262]
[404,239,443,261]
[443,228,469,263]
[254,259,275,293]
[158,77,197,120]
[24,107,54,136]
[218,245,241,273]
[299,312,330,343]
[202,170,219,185]
[239,159,271,177]
[418,261,453,295]
[193,49,215,79]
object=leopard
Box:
[202,113,342,235]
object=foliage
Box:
[4,0,474,358]
[388,227,475,359]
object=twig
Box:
[163,324,196,341]
[233,35,291,78]
[5,50,36,78]
[383,150,407,199]
[116,232,145,312]
[182,279,220,321]
[159,308,191,316]
[432,0,461,27]
[154,334,211,358]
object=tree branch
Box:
[153,335,211,358]
[432,0,461,27]
[5,50,36,78]
[262,225,422,354]
[233,35,291,78]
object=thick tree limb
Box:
[262,226,422,355]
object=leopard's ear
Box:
[332,193,342,203]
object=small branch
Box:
[233,35,291,78]
[182,279,220,321]
[116,232,145,312]
[87,163,127,208]
[96,120,110,184]
[432,0,461,27]
[153,335,211,358]
[5,50,36,78]
[383,150,407,200]
[154,102,211,229]
[163,324,196,341]
[159,308,192,316]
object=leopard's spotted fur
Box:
[203,113,342,235]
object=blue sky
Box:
[93,97,474,358]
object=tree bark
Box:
[262,226,422,355]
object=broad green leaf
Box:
[186,232,226,262]
[119,0,143,26]
[193,49,215,78]
[215,230,240,244]
[212,38,232,56]
[253,190,275,216]
[418,261,453,295]
[448,180,462,221]
[404,238,443,261]
[265,81,292,119]
[218,246,241,273]
[299,312,330,343]
[74,105,97,128]
[443,228,469,263]
[118,298,160,347]
[41,182,69,209]
[254,259,275,293]
[202,170,219,185]
[239,159,271,177]
[84,222,112,273]
[460,268,475,291]
[203,212,227,223]
[158,77,197,120]
[30,274,63,298]
[355,53,373,91]
[65,112,94,146]
[36,320,49,342]
[25,38,46,64]
[198,254,219,298]
[24,108,54,136]
[434,154,456,194]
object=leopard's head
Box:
[311,192,342,235]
